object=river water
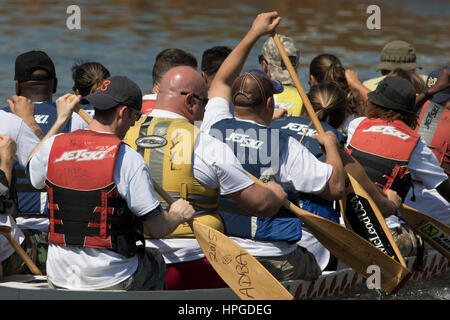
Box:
[0,0,448,300]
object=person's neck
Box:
[88,119,116,135]
[21,93,52,103]
[234,113,269,126]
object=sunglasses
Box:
[180,91,209,106]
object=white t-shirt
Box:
[144,109,255,263]
[29,132,161,289]
[347,117,449,228]
[0,110,40,262]
[200,97,333,256]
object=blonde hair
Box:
[306,82,350,129]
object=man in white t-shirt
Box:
[28,76,196,290]
[346,76,449,256]
[0,108,40,274]
[123,64,287,289]
[201,12,345,281]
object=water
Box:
[0,0,448,101]
[0,0,448,300]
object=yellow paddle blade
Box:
[399,204,450,259]
[191,220,293,300]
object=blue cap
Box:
[247,69,284,94]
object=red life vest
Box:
[45,130,140,257]
[347,118,420,200]
[415,100,450,175]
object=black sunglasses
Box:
[180,91,209,105]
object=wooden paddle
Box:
[151,179,293,300]
[0,225,42,276]
[77,108,293,300]
[398,204,450,259]
[246,173,410,294]
[271,32,407,262]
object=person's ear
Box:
[309,74,317,86]
[15,81,20,95]
[261,60,271,78]
[118,105,128,119]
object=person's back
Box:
[259,35,303,117]
[204,13,346,281]
[141,48,198,115]
[405,66,450,224]
[28,76,195,290]
[3,51,87,220]
[124,65,287,289]
[346,76,449,256]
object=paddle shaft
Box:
[272,34,325,135]
[0,225,42,275]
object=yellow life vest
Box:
[123,116,223,237]
[273,85,303,117]
[363,74,427,91]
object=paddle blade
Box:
[191,220,293,300]
[344,173,407,266]
[399,204,450,259]
[285,200,411,295]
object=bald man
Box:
[123,65,287,290]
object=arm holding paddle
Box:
[27,93,81,162]
[339,148,401,217]
[312,132,345,201]
[143,199,196,239]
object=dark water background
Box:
[0,0,448,300]
[0,0,448,100]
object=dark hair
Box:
[152,48,198,86]
[365,100,418,128]
[201,46,232,77]
[309,54,364,117]
[71,61,110,97]
[307,82,350,129]
[389,68,425,94]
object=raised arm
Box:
[209,11,281,102]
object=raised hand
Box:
[249,11,281,37]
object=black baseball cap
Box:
[14,50,56,82]
[81,76,142,111]
[367,76,416,114]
